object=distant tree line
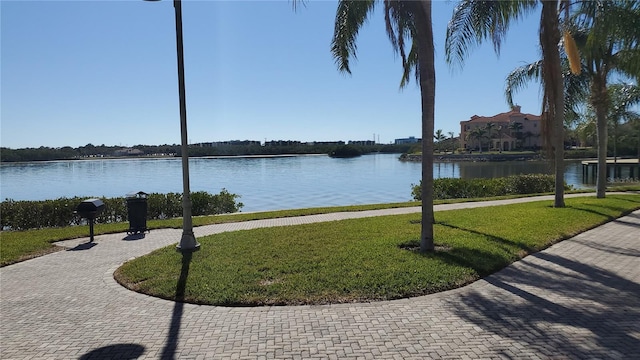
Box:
[0,142,414,163]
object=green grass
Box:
[114,194,640,306]
[0,196,550,267]
[2,188,637,267]
[0,202,412,266]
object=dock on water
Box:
[581,158,640,181]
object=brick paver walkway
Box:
[1,195,639,359]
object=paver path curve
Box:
[1,195,639,359]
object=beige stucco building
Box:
[459,106,542,151]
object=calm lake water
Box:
[0,154,589,212]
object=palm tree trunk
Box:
[593,76,608,198]
[416,0,435,252]
[613,122,618,177]
[540,0,565,207]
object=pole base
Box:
[176,242,200,253]
[176,233,200,253]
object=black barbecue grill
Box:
[76,199,105,242]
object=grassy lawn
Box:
[2,188,639,267]
[0,202,414,266]
[113,194,640,306]
[0,193,583,267]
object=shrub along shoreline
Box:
[412,174,563,201]
[0,189,243,231]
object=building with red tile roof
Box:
[460,106,542,151]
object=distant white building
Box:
[394,136,420,145]
[114,148,144,156]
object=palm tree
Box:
[607,83,640,170]
[447,131,456,152]
[524,131,534,148]
[571,0,640,197]
[496,125,504,151]
[484,122,495,150]
[434,129,446,151]
[446,0,567,207]
[331,0,436,252]
[508,122,524,149]
[468,127,488,152]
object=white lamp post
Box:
[147,0,199,252]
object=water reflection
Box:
[0,155,592,211]
[457,161,553,179]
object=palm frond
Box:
[505,60,543,107]
[331,0,376,74]
[290,0,306,12]
[608,83,640,114]
[384,0,420,89]
[612,48,640,81]
[563,59,591,126]
[572,0,640,75]
[445,0,537,68]
[399,42,419,89]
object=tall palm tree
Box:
[331,0,436,252]
[445,0,567,207]
[571,0,640,197]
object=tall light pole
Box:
[147,0,199,252]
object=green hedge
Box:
[411,174,563,201]
[0,189,243,231]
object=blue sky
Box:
[1,0,544,149]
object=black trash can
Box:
[126,191,148,235]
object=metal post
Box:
[173,0,199,252]
[89,219,95,243]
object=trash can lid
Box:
[126,191,148,198]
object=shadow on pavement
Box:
[123,233,146,241]
[78,343,145,359]
[67,242,98,251]
[160,251,193,360]
[451,251,640,359]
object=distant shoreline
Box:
[400,153,542,162]
[0,153,330,165]
[200,154,327,160]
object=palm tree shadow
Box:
[160,252,193,360]
[451,252,640,358]
[434,221,534,276]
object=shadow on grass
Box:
[160,251,193,360]
[431,221,534,277]
[451,251,640,358]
